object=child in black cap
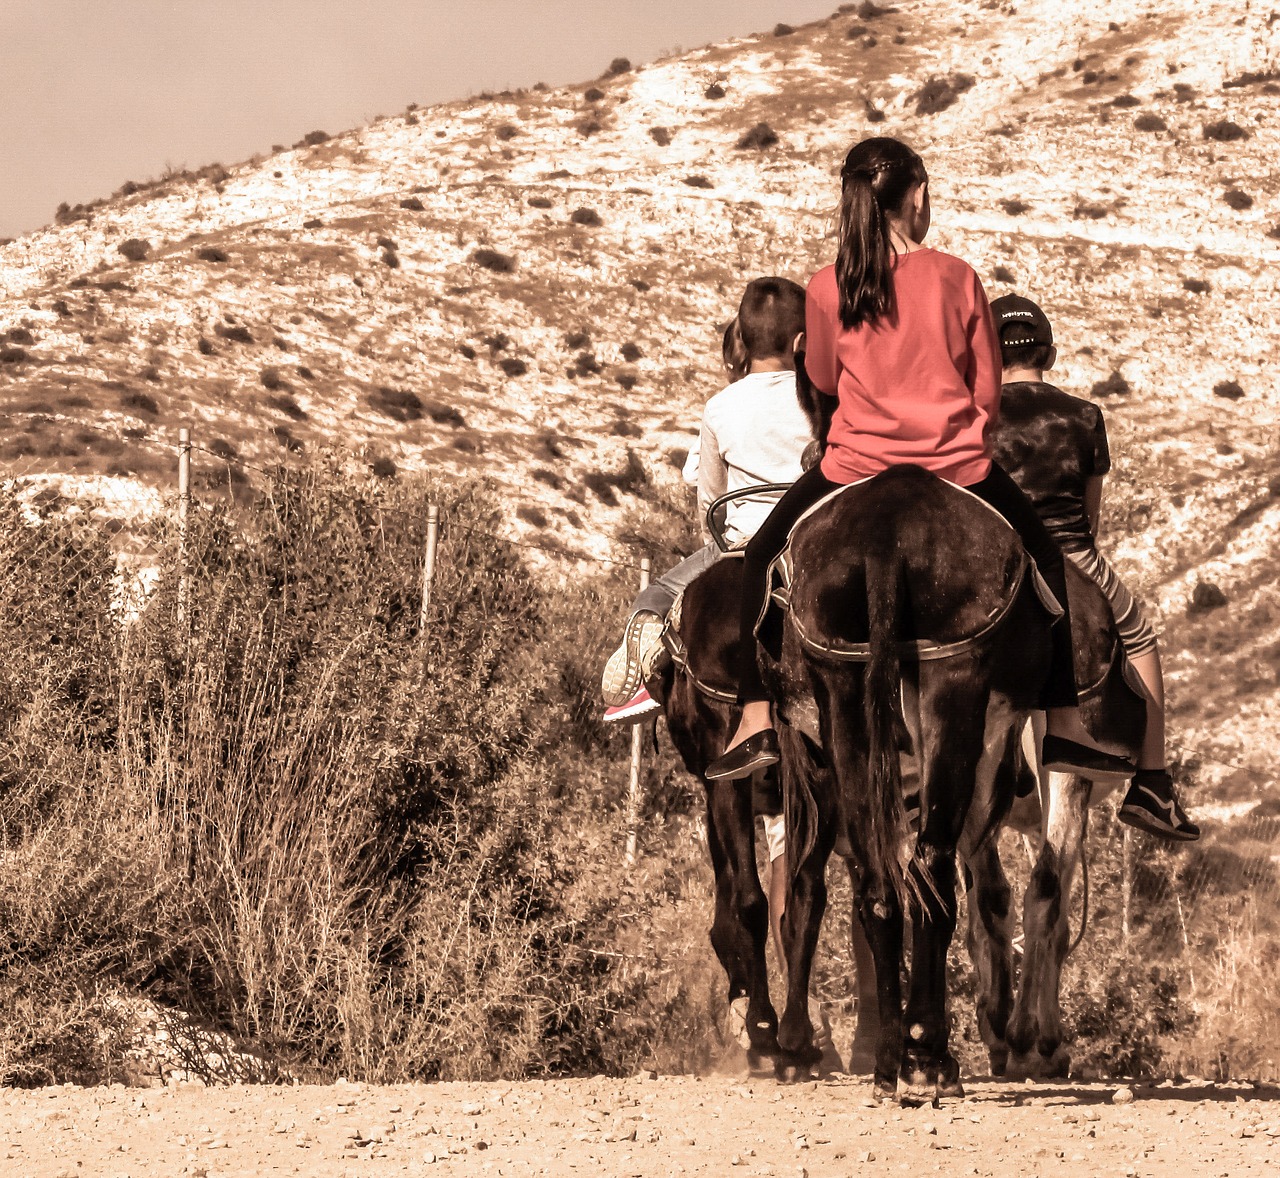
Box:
[989,293,1198,841]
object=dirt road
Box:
[0,1073,1275,1177]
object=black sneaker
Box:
[1041,734,1135,784]
[1119,770,1200,842]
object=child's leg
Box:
[632,542,721,619]
[1064,546,1165,769]
[762,815,787,967]
[1128,647,1165,771]
[603,544,722,710]
[708,467,840,778]
[1062,549,1197,840]
[962,464,1133,780]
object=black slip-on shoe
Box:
[1119,771,1200,842]
[705,728,780,782]
[1041,734,1135,784]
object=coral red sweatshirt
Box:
[805,249,1002,487]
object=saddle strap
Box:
[765,548,1033,664]
[661,625,739,705]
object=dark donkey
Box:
[965,556,1146,1079]
[759,466,1059,1101]
[649,501,878,1071]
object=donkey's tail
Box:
[778,722,821,884]
[863,545,908,905]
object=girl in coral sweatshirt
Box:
[707,136,1133,786]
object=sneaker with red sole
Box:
[603,685,661,724]
[601,611,666,707]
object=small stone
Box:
[423,1150,437,1163]
[1112,1088,1134,1105]
[922,1122,938,1135]
[859,1151,876,1163]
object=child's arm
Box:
[795,350,836,452]
[1086,406,1111,540]
[803,283,840,396]
[697,412,728,543]
[1085,476,1104,539]
[964,273,1003,434]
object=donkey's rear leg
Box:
[773,753,837,1080]
[901,679,1009,1103]
[1008,769,1090,1078]
[961,730,1020,1077]
[963,841,1015,1076]
[705,778,778,1058]
[819,672,905,1100]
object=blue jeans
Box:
[633,542,723,617]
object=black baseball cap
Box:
[990,293,1053,348]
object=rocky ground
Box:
[1,1073,1277,1177]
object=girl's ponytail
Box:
[834,138,928,330]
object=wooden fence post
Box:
[177,426,191,620]
[1121,825,1133,944]
[419,503,440,631]
[624,557,651,867]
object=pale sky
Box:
[2,0,837,240]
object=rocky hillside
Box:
[0,0,1277,804]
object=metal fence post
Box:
[419,503,440,631]
[177,426,191,620]
[625,557,651,867]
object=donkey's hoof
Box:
[936,1058,965,1101]
[899,1070,936,1107]
[745,1049,777,1077]
[1040,1046,1071,1079]
[872,1076,898,1104]
[987,1047,1009,1078]
[1005,1051,1042,1080]
[775,1060,816,1084]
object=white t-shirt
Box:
[697,370,812,547]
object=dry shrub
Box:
[472,248,516,273]
[1090,370,1131,397]
[214,322,254,345]
[0,471,723,1083]
[736,123,779,150]
[371,386,423,421]
[913,74,974,116]
[1202,119,1249,142]
[117,238,152,263]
